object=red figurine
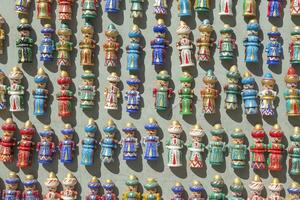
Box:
[250,124,267,170]
[0,118,17,163]
[17,120,35,168]
[57,0,74,20]
[268,124,285,172]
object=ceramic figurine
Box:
[3,172,21,200]
[143,178,161,200]
[196,19,214,62]
[250,124,267,170]
[241,71,258,115]
[268,124,285,171]
[103,24,120,67]
[224,65,241,110]
[177,0,192,16]
[151,19,169,66]
[287,182,300,200]
[266,26,282,65]
[104,72,121,110]
[56,23,73,68]
[208,175,226,200]
[7,67,24,112]
[79,23,96,67]
[289,126,300,175]
[57,0,73,20]
[200,70,218,114]
[291,0,300,15]
[258,73,277,116]
[188,124,205,168]
[219,0,233,15]
[44,172,60,200]
[244,20,261,63]
[153,0,167,15]
[130,0,143,17]
[81,0,99,19]
[105,0,120,13]
[267,178,284,200]
[122,175,141,200]
[16,18,33,63]
[268,0,282,17]
[37,0,52,19]
[153,70,173,111]
[290,26,300,64]
[176,21,194,67]
[120,123,140,160]
[194,0,210,13]
[61,173,77,200]
[166,120,184,167]
[36,125,55,164]
[125,75,141,113]
[86,176,101,200]
[143,118,160,161]
[284,67,300,116]
[0,70,6,110]
[218,24,236,61]
[208,124,226,166]
[17,121,35,168]
[15,0,31,15]
[171,182,184,200]
[101,119,118,163]
[0,118,17,163]
[229,178,244,200]
[78,70,96,109]
[39,24,55,62]
[22,175,39,200]
[127,25,143,72]
[59,124,76,164]
[33,68,48,116]
[81,118,97,166]
[243,0,256,17]
[229,128,247,169]
[102,180,117,200]
[248,175,264,200]
[178,72,194,116]
[0,15,5,55]
[189,181,205,200]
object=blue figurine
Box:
[127,25,143,72]
[36,125,55,164]
[143,118,160,161]
[120,122,140,161]
[265,26,282,65]
[81,118,97,166]
[125,75,141,113]
[101,119,118,163]
[151,19,169,66]
[243,19,261,63]
[39,24,55,62]
[105,0,120,13]
[33,68,48,116]
[59,124,76,164]
[178,0,192,16]
[241,71,258,115]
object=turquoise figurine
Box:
[122,175,141,200]
[224,65,241,110]
[143,118,160,161]
[229,178,244,200]
[289,126,300,175]
[208,124,226,166]
[59,124,76,164]
[39,24,55,62]
[130,0,143,17]
[142,178,161,200]
[120,122,140,161]
[81,118,97,166]
[125,75,141,113]
[218,24,236,61]
[243,19,261,63]
[78,70,96,109]
[81,0,99,19]
[171,182,184,200]
[189,181,205,200]
[208,175,226,200]
[265,26,282,65]
[289,26,300,64]
[33,68,48,116]
[177,0,192,16]
[101,119,118,163]
[127,25,143,73]
[229,128,247,169]
[16,18,33,63]
[241,71,258,115]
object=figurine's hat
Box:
[81,22,94,34]
[241,71,255,85]
[41,24,54,34]
[63,173,77,187]
[61,124,75,135]
[17,18,32,31]
[268,178,283,193]
[156,70,170,81]
[85,118,97,133]
[153,19,167,33]
[129,25,142,38]
[107,72,120,82]
[288,182,300,194]
[210,124,225,136]
[285,67,299,83]
[198,19,213,33]
[291,126,300,142]
[81,70,96,80]
[247,19,260,31]
[44,172,59,188]
[23,174,37,187]
[226,65,241,80]
[105,24,119,37]
[251,124,266,138]
[1,118,17,132]
[144,117,159,130]
[127,75,141,85]
[176,21,191,35]
[203,69,217,84]
[231,128,245,139]
[210,175,224,188]
[57,23,72,36]
[34,68,48,84]
[261,72,275,86]
[9,66,23,80]
[144,178,158,190]
[189,180,204,192]
[230,178,244,193]
[168,120,182,134]
[189,124,205,137]
[103,179,115,190]
[126,175,139,186]
[88,176,101,189]
[103,119,116,133]
[180,72,193,83]
[20,121,35,136]
[269,124,284,138]
[5,171,20,185]
[122,122,137,132]
[267,26,281,37]
[292,26,300,35]
[57,70,71,85]
[172,182,184,193]
[220,24,233,33]
[39,125,54,137]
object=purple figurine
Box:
[36,125,55,164]
[125,75,141,113]
[120,122,140,161]
[102,180,117,200]
[39,24,55,62]
[3,172,21,200]
[268,0,282,17]
[33,68,48,116]
[143,118,160,161]
[86,177,101,200]
[266,26,282,65]
[59,124,76,164]
[171,182,185,200]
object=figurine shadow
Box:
[107,6,125,25]
[253,167,269,179]
[246,112,263,126]
[288,116,300,127]
[132,0,149,29]
[291,16,300,26]
[268,0,286,27]
[226,99,243,123]
[219,0,237,26]
[170,145,187,178]
[0,19,9,64]
[180,11,197,30]
[0,108,12,120]
[290,174,300,183]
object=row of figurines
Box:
[2,172,298,200]
[1,117,300,175]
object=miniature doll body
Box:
[244,20,261,63]
[120,123,140,160]
[3,172,21,200]
[230,129,247,169]
[0,118,17,163]
[16,18,33,63]
[0,70,6,110]
[178,72,194,115]
[15,0,31,15]
[122,175,141,200]
[289,127,300,175]
[79,23,96,67]
[188,124,205,168]
[247,175,264,200]
[22,175,39,200]
[143,118,160,161]
[39,24,55,62]
[61,173,78,200]
[268,0,282,17]
[153,70,173,111]
[7,67,24,112]
[208,124,226,166]
[59,124,76,164]
[103,24,120,67]
[101,119,118,163]
[287,182,300,200]
[268,125,285,172]
[176,21,194,67]
[81,119,97,166]
[218,24,236,61]
[153,0,167,15]
[243,0,256,16]
[200,70,218,114]
[0,15,5,55]
[37,126,55,164]
[44,172,60,200]
[37,0,52,19]
[86,177,101,200]
[229,178,244,200]
[224,65,241,110]
[125,76,141,113]
[102,180,117,200]
[143,178,161,200]
[78,70,96,109]
[291,0,300,15]
[267,178,284,200]
[177,0,192,16]
[250,124,267,170]
[196,19,214,62]
[265,27,282,65]
[259,73,277,116]
[57,0,73,20]
[130,0,143,17]
[171,182,184,200]
[127,25,143,72]
[241,72,258,115]
[56,24,73,68]
[105,0,120,13]
[81,0,99,19]
[33,68,48,116]
[284,67,300,116]
[104,72,120,110]
[208,175,226,200]
[290,26,300,64]
[219,0,233,15]
[189,181,205,200]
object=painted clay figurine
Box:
[178,0,192,16]
[248,175,264,200]
[130,0,143,17]
[241,71,258,115]
[36,125,55,164]
[189,181,205,200]
[229,178,244,200]
[268,0,282,17]
[153,0,167,15]
[127,25,143,72]
[166,120,184,167]
[143,118,160,161]
[57,0,73,20]
[3,171,21,200]
[16,18,33,63]
[267,178,284,200]
[194,0,210,13]
[22,175,39,200]
[224,65,241,110]
[80,23,96,67]
[171,182,184,200]
[15,0,31,15]
[101,119,118,163]
[56,23,73,68]
[244,20,261,63]
[266,26,282,65]
[78,70,96,109]
[243,0,256,17]
[120,122,140,160]
[103,24,120,67]
[0,70,6,110]
[188,124,205,168]
[208,175,226,200]
[81,118,97,166]
[37,0,52,19]
[218,24,236,61]
[291,0,300,15]
[7,67,24,112]
[196,19,214,62]
[178,72,194,116]
[39,24,55,62]
[122,175,141,200]
[104,72,121,110]
[0,118,17,163]
[208,124,226,166]
[17,121,35,168]
[44,172,60,200]
[290,26,300,64]
[125,75,141,113]
[151,19,169,66]
[153,70,173,111]
[61,173,77,200]
[105,0,120,13]
[86,176,101,200]
[219,0,233,15]
[284,66,300,116]
[289,126,300,175]
[200,70,218,114]
[176,21,194,67]
[102,179,117,200]
[0,15,5,55]
[229,128,247,169]
[33,68,48,116]
[59,124,76,164]
[143,178,161,200]
[81,0,99,19]
[250,124,267,170]
[287,182,300,200]
[258,73,277,116]
[56,71,74,118]
[268,124,285,171]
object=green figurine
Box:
[153,70,173,111]
[208,124,226,166]
[142,178,161,200]
[178,72,194,116]
[224,65,241,110]
[229,178,244,200]
[229,128,247,169]
[208,175,226,200]
[78,70,96,109]
[218,24,236,61]
[122,175,141,200]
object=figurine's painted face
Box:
[287,82,297,89]
[107,132,115,138]
[206,83,215,89]
[155,32,165,38]
[158,80,169,87]
[3,131,14,137]
[65,185,74,190]
[125,131,135,138]
[130,37,140,43]
[228,78,238,84]
[192,136,201,142]
[84,32,93,39]
[37,82,47,89]
[233,138,244,144]
[148,189,156,194]
[105,188,113,194]
[11,78,21,84]
[248,30,258,36]
[180,33,188,39]
[61,83,70,90]
[44,33,52,38]
[87,132,95,138]
[191,191,201,197]
[110,81,117,86]
[25,185,35,191]
[84,79,94,86]
[129,185,137,192]
[22,135,32,140]
[64,134,73,140]
[174,192,182,198]
[129,84,138,90]
[293,141,300,147]
[212,135,222,141]
[222,32,231,39]
[47,185,58,192]
[243,83,254,89]
[269,36,278,41]
[200,32,210,42]
[148,129,157,136]
[263,83,274,90]
[41,136,52,142]
[20,30,30,37]
[108,36,117,42]
[171,133,180,139]
[273,137,281,143]
[212,187,222,193]
[182,82,191,88]
[7,183,18,190]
